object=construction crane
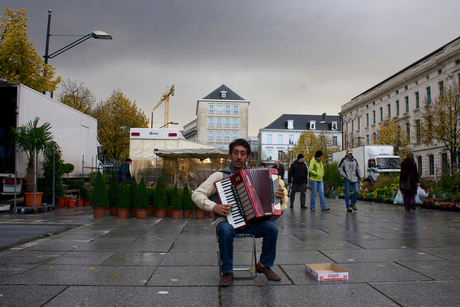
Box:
[153,85,175,128]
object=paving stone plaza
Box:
[1,195,460,306]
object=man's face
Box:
[298,158,304,163]
[228,145,250,171]
[127,161,132,165]
[347,153,353,158]
[275,160,280,166]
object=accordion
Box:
[215,168,283,229]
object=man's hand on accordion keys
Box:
[213,204,234,216]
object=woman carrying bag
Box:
[399,152,419,211]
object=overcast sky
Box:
[5,0,460,135]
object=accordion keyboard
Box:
[215,178,247,229]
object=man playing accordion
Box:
[192,138,285,287]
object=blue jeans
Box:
[216,219,278,274]
[344,178,359,208]
[310,180,326,210]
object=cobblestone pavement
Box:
[1,195,460,306]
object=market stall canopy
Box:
[154,148,229,160]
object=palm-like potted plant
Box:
[11,117,53,207]
[116,178,130,218]
[154,175,167,218]
[135,177,149,218]
[90,171,108,218]
[181,184,193,218]
[170,183,182,219]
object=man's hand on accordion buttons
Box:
[213,204,233,216]
[275,187,284,199]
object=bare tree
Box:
[58,79,96,114]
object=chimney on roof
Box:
[320,113,327,124]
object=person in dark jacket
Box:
[274,160,285,181]
[288,154,308,208]
[117,158,132,184]
[399,152,419,211]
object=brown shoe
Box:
[256,262,281,281]
[219,272,233,287]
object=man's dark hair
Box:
[126,158,132,162]
[228,138,251,156]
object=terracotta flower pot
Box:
[147,205,155,216]
[64,197,71,206]
[171,210,181,219]
[68,200,75,208]
[117,208,129,219]
[57,198,65,208]
[129,208,137,217]
[195,210,204,219]
[109,206,118,216]
[76,199,83,207]
[183,209,192,218]
[166,207,172,217]
[93,207,106,218]
[136,209,147,219]
[208,211,215,218]
[83,200,91,206]
[156,208,166,218]
[24,192,43,207]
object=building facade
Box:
[182,84,249,148]
[258,113,342,163]
[340,36,460,178]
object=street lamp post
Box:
[159,122,179,129]
[43,10,112,64]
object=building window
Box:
[217,118,222,127]
[415,91,420,109]
[373,133,376,142]
[406,123,410,141]
[405,96,409,112]
[331,122,337,130]
[366,135,370,143]
[418,156,423,175]
[233,118,238,127]
[267,150,272,161]
[358,117,361,130]
[373,110,376,124]
[396,100,400,116]
[225,131,230,140]
[289,135,294,144]
[442,153,448,174]
[366,113,369,126]
[352,120,354,131]
[233,105,238,114]
[221,90,227,98]
[380,107,383,121]
[429,155,435,175]
[278,134,283,144]
[427,87,431,104]
[439,81,444,96]
[225,105,230,114]
[225,118,230,127]
[209,105,214,114]
[208,118,214,127]
[333,136,338,146]
[208,131,213,140]
[267,134,272,144]
[216,131,222,140]
[310,121,316,130]
[233,132,238,140]
[217,105,222,114]
[346,122,349,133]
[416,120,421,143]
[388,104,391,119]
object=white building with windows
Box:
[182,84,249,148]
[257,113,342,162]
[340,36,460,178]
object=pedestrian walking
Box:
[399,152,419,211]
[309,151,330,212]
[274,160,285,181]
[117,158,132,184]
[288,154,308,209]
[338,149,361,212]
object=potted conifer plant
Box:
[129,176,137,217]
[90,171,108,218]
[116,179,130,218]
[154,175,167,218]
[135,177,149,219]
[11,117,53,207]
[146,187,155,216]
[40,141,65,207]
[108,172,119,216]
[170,183,182,219]
[181,184,193,218]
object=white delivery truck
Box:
[0,82,99,203]
[331,145,402,183]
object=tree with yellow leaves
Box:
[288,131,340,164]
[417,78,460,171]
[0,8,59,92]
[92,89,149,160]
[374,119,409,156]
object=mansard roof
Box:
[201,84,246,100]
[262,114,342,131]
